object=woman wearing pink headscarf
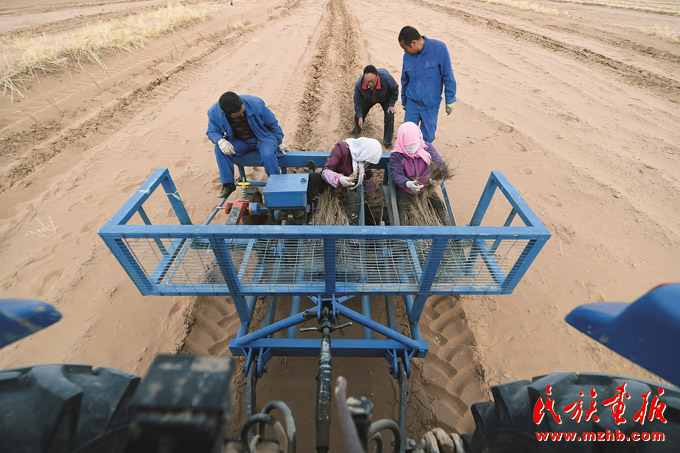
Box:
[389,122,451,225]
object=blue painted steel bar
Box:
[209,236,248,320]
[264,296,277,330]
[119,284,518,296]
[101,238,155,294]
[409,239,449,322]
[101,223,547,239]
[474,238,505,286]
[440,183,457,226]
[385,296,397,331]
[137,207,168,255]
[490,208,517,254]
[490,171,545,227]
[103,168,168,226]
[237,239,256,280]
[502,235,549,294]
[333,303,423,351]
[287,296,302,339]
[469,174,497,227]
[323,239,336,294]
[409,321,422,342]
[361,295,373,340]
[230,338,428,358]
[237,295,259,338]
[257,348,273,376]
[231,310,312,350]
[388,178,401,226]
[160,175,192,225]
[150,238,185,284]
[205,198,228,225]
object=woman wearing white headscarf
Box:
[319,137,383,225]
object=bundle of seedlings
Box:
[313,190,350,226]
[424,161,454,195]
[403,192,444,227]
[345,162,369,188]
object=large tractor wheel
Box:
[462,372,679,452]
[0,364,140,452]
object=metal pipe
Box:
[361,295,372,339]
[333,304,421,350]
[237,295,259,338]
[231,310,311,347]
[287,296,301,338]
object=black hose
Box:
[367,419,401,453]
[262,400,297,453]
[240,413,287,450]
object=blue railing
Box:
[99,154,550,374]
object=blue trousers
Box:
[214,136,279,184]
[404,102,440,143]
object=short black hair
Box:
[219,92,242,114]
[363,65,378,76]
[398,26,421,45]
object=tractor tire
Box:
[463,372,680,453]
[0,363,140,453]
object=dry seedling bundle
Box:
[424,161,454,195]
[313,190,350,226]
[404,192,444,227]
[404,161,453,226]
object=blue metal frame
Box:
[99,153,550,375]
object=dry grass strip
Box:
[1,2,216,100]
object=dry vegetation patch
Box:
[549,0,680,16]
[639,25,680,43]
[476,0,560,15]
[0,2,217,100]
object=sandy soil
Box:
[1,0,679,449]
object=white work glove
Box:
[405,180,424,193]
[429,178,443,186]
[278,143,289,155]
[217,138,235,155]
[339,175,356,188]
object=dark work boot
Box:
[219,183,236,198]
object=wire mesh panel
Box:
[100,168,550,297]
[108,234,543,296]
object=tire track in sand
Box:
[405,295,488,435]
[291,0,364,150]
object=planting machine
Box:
[5,150,676,452]
[95,150,550,450]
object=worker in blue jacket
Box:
[398,26,457,143]
[352,65,399,148]
[206,92,288,198]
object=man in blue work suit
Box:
[398,26,457,143]
[206,92,288,198]
[352,65,399,148]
